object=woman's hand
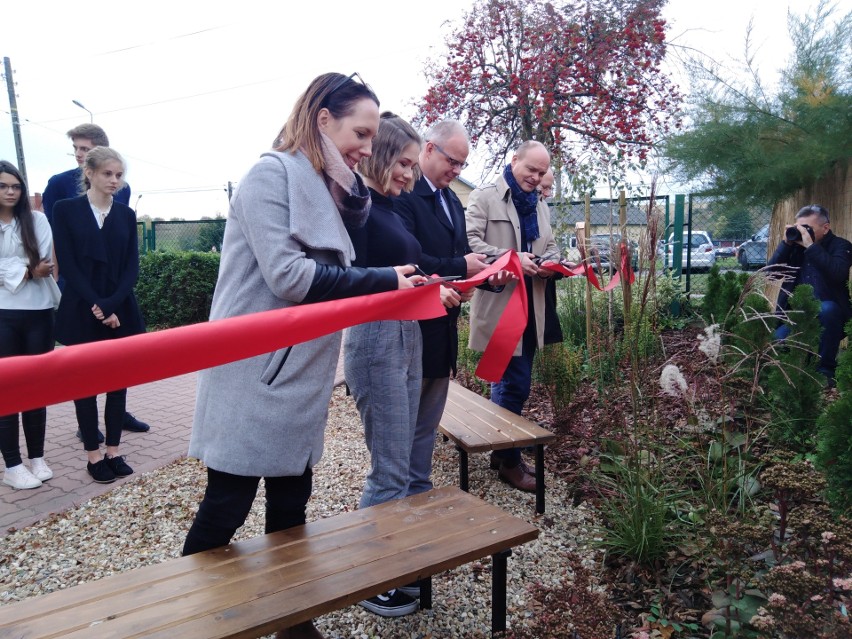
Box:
[393,265,427,289]
[91,304,104,320]
[440,285,462,308]
[102,313,120,329]
[33,259,54,279]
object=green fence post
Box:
[670,194,686,317]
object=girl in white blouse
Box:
[0,161,59,490]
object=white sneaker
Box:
[30,457,53,482]
[3,464,42,490]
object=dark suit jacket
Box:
[42,167,131,225]
[394,177,470,378]
[52,195,145,345]
[768,230,852,320]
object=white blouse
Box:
[0,211,60,310]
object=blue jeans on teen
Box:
[182,466,313,556]
[491,315,538,466]
[775,300,848,375]
[0,309,54,468]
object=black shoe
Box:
[105,454,134,477]
[358,589,419,617]
[77,428,105,444]
[87,459,116,484]
[123,412,150,433]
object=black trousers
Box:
[0,309,54,467]
[182,466,313,556]
[74,389,127,451]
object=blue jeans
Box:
[775,300,848,375]
[491,319,538,466]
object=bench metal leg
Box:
[491,549,511,635]
[535,444,545,514]
[420,576,432,610]
[455,445,469,492]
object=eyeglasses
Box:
[0,183,23,192]
[430,142,468,170]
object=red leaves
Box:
[414,0,681,173]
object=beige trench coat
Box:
[465,173,559,356]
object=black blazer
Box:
[53,195,145,345]
[768,230,852,320]
[394,177,471,378]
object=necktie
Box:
[435,189,454,228]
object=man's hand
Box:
[464,252,488,278]
[487,270,517,287]
[797,224,814,249]
[536,266,556,278]
[518,252,540,276]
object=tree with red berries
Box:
[415,0,680,192]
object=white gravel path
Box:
[0,387,601,638]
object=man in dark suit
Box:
[394,120,488,497]
[43,123,150,438]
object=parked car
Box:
[587,233,639,271]
[737,224,770,269]
[715,244,737,258]
[666,230,716,272]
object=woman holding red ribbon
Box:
[0,161,59,490]
[344,112,461,617]
[182,74,421,639]
[53,147,145,485]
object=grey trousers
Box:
[408,376,450,496]
[344,320,422,509]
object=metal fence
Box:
[137,219,226,255]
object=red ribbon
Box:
[448,251,527,383]
[542,242,635,292]
[0,286,447,415]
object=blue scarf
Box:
[503,164,540,245]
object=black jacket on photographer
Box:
[768,230,852,320]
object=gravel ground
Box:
[0,386,601,638]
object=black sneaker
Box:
[123,412,150,433]
[105,455,134,477]
[77,428,105,444]
[87,459,116,484]
[358,589,419,617]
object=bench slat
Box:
[440,383,556,451]
[0,487,537,639]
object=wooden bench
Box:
[0,486,538,638]
[440,382,557,514]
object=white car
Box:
[666,231,716,272]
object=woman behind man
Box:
[182,74,422,639]
[0,161,58,490]
[52,148,145,484]
[345,113,461,618]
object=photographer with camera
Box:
[768,204,852,387]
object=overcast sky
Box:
[1,0,826,219]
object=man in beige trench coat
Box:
[465,141,559,492]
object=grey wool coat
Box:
[189,150,359,477]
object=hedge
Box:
[136,251,220,328]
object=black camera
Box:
[785,224,815,243]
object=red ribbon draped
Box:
[0,252,531,414]
[448,251,527,383]
[542,243,635,292]
[0,286,446,415]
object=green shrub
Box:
[765,285,822,450]
[532,340,585,411]
[816,319,852,512]
[136,251,220,328]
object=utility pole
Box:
[3,57,27,184]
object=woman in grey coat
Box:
[182,73,419,639]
